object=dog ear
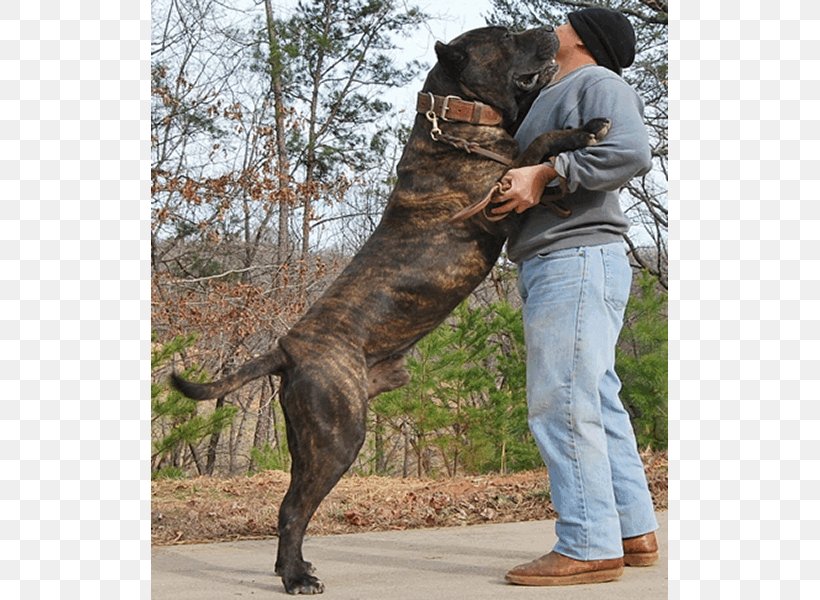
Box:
[434,41,468,76]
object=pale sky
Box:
[386,0,494,111]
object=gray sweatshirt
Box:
[506,64,652,263]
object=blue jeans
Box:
[517,243,658,560]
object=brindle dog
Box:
[172,26,609,595]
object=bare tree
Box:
[151,0,430,476]
[272,0,427,264]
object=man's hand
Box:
[491,162,559,215]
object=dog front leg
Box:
[512,118,612,168]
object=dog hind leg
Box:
[274,365,369,595]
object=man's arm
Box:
[552,77,651,193]
[494,75,650,214]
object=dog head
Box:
[429,26,559,130]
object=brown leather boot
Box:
[623,532,659,566]
[505,551,624,586]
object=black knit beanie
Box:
[567,8,636,75]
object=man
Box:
[496,8,660,586]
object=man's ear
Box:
[434,41,468,76]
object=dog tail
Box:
[170,345,287,401]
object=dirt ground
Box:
[152,450,667,546]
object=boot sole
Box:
[505,565,624,586]
[624,551,658,567]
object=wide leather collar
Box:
[416,92,503,127]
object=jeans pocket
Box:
[602,246,632,312]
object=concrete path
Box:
[153,511,667,599]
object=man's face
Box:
[554,23,582,64]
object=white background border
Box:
[2,1,149,598]
[3,0,819,598]
[672,1,819,598]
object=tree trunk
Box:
[252,380,273,451]
[268,375,287,468]
[402,421,410,478]
[264,0,292,269]
[374,413,385,475]
[188,441,204,476]
[299,0,333,276]
[205,396,226,475]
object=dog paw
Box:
[275,560,316,576]
[582,118,611,142]
[283,573,325,595]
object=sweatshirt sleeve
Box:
[552,74,652,194]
